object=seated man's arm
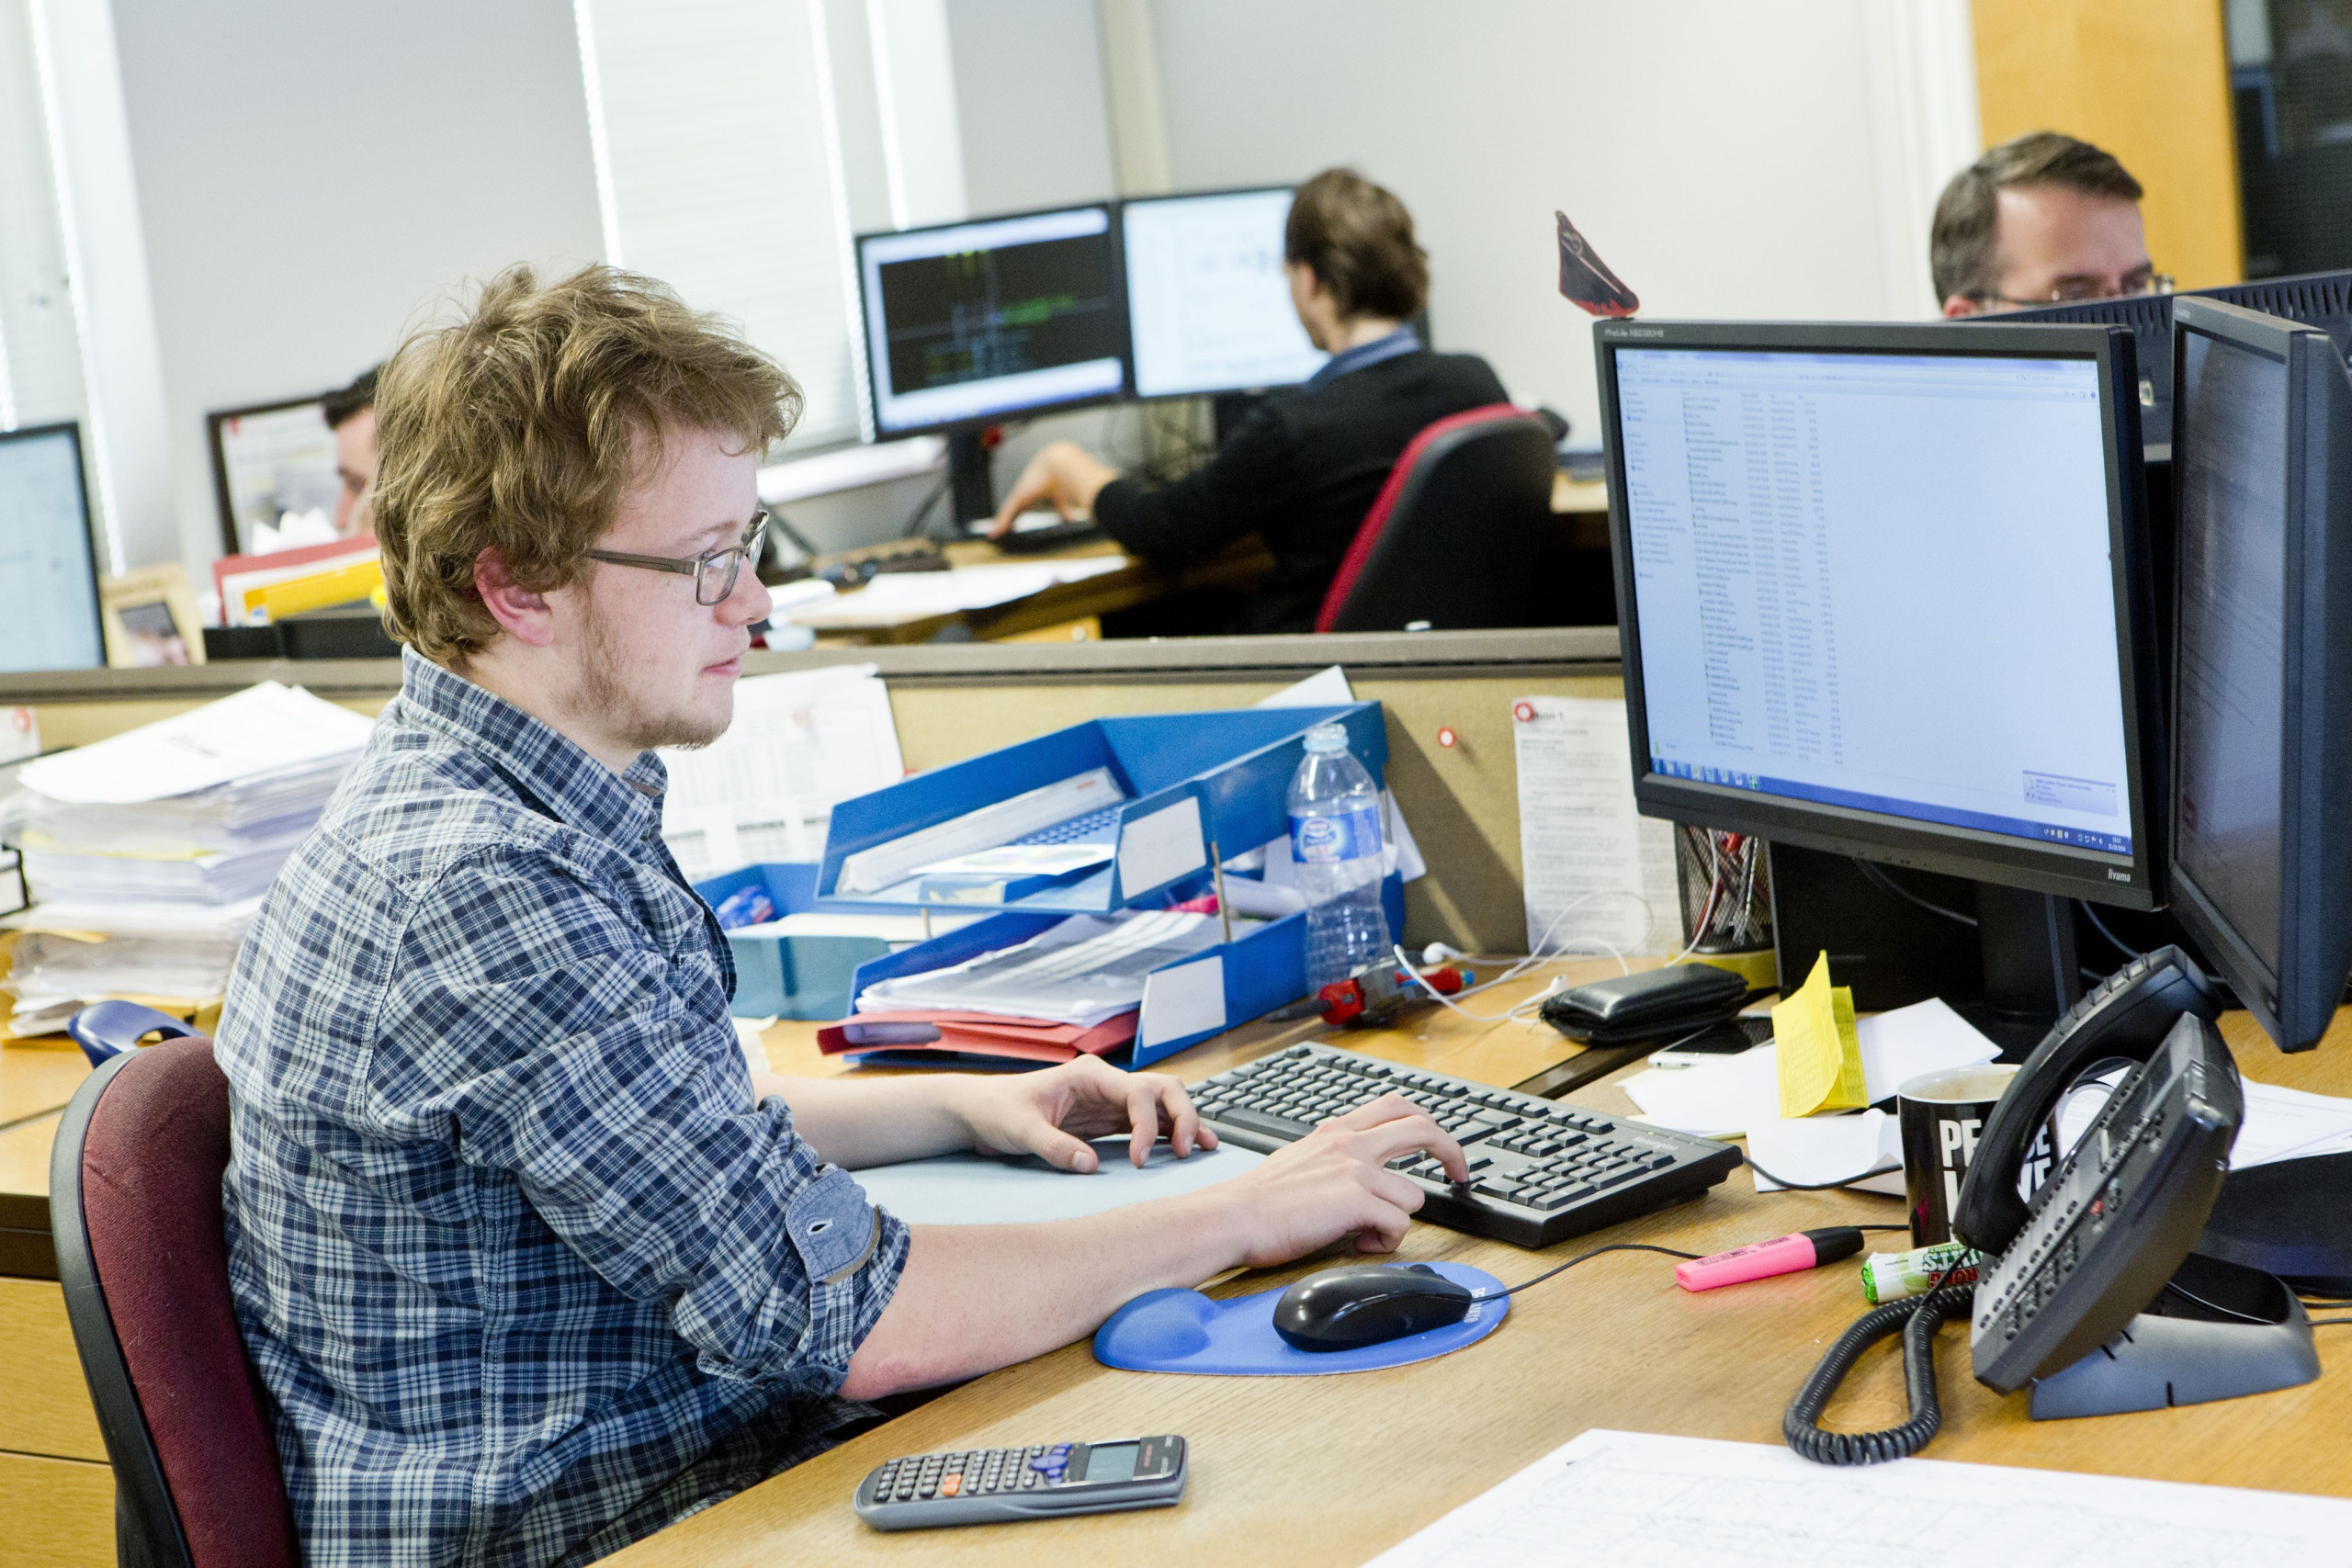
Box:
[843,1093,1464,1400]
[994,409,1295,561]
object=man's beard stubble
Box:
[575,603,729,754]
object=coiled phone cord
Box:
[1782,1282,1975,1465]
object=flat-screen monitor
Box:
[0,423,103,673]
[208,394,339,556]
[2166,297,2352,1052]
[1122,186,1328,399]
[1958,268,2352,454]
[1597,320,2164,917]
[856,204,1130,438]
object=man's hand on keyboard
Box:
[958,1054,1215,1173]
[1222,1094,1469,1266]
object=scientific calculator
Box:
[853,1435,1188,1530]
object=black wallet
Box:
[1538,963,1749,1046]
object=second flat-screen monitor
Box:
[858,205,1130,437]
[0,423,104,673]
[1123,187,1327,398]
[2167,296,2352,1051]
[1596,319,2163,908]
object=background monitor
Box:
[1597,319,2163,1035]
[208,394,340,557]
[1123,186,1328,399]
[0,423,104,674]
[857,204,1130,438]
[1959,268,2352,455]
[2166,297,2352,1052]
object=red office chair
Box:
[51,1032,300,1568]
[1315,404,1560,633]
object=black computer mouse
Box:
[1272,1263,1476,1352]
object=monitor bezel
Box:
[206,392,334,558]
[2164,296,2352,1050]
[854,199,1133,440]
[1118,183,1330,401]
[0,420,104,673]
[1595,317,2165,911]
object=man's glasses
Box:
[1972,273,2176,309]
[585,511,769,606]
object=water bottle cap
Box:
[1303,724,1348,754]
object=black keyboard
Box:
[1188,1043,1743,1248]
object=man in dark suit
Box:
[989,169,1509,633]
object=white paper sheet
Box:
[1623,998,1998,1138]
[658,664,904,880]
[1363,1427,2352,1568]
[1745,1107,1905,1195]
[1511,695,1680,958]
[20,682,375,805]
[855,909,1224,1025]
[1257,665,1355,708]
[850,1138,1264,1226]
[784,557,1126,626]
[2053,1071,2352,1172]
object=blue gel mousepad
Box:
[1092,1261,1508,1376]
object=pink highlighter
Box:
[1675,1227,1867,1292]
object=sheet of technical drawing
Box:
[1362,1428,2352,1568]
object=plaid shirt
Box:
[218,650,909,1568]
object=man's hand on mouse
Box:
[957,1055,1215,1173]
[1220,1093,1469,1268]
[987,441,1118,539]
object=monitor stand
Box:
[946,430,995,533]
[1768,846,2083,1057]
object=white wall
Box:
[107,0,605,575]
[1143,0,1977,443]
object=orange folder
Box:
[817,1010,1139,1066]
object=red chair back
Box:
[1316,404,1560,634]
[51,1037,299,1568]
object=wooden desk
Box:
[790,536,1273,645]
[609,1003,2352,1567]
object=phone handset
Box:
[1953,946,2222,1254]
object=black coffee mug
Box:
[1897,1064,2050,1248]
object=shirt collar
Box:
[395,647,669,843]
[1305,325,1422,389]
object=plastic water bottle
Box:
[1289,722,1391,991]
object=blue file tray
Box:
[816,703,1386,917]
[694,862,909,1021]
[842,874,1406,1070]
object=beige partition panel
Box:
[0,630,1626,953]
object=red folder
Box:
[817,1009,1138,1066]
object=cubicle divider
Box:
[0,627,1625,954]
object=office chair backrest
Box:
[1316,404,1558,634]
[51,1036,300,1568]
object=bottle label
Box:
[1290,806,1383,864]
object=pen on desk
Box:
[1674,1227,1867,1292]
[1209,840,1233,946]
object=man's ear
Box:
[473,547,557,648]
[1940,294,1982,319]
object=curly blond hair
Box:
[373,265,800,664]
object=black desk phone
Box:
[1788,947,2322,1462]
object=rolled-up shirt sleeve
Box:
[367,845,908,1396]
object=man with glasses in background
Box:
[214,264,1464,1568]
[1932,131,2169,317]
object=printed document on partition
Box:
[855,909,1225,1025]
[659,664,903,879]
[1511,695,1679,957]
[1363,1427,2352,1567]
[19,682,376,806]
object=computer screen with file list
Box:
[1611,344,2138,874]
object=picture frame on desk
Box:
[97,565,206,669]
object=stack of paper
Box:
[826,909,1234,1066]
[2,683,374,1030]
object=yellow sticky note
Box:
[1773,952,1868,1118]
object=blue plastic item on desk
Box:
[1092,1260,1507,1375]
[66,999,197,1068]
